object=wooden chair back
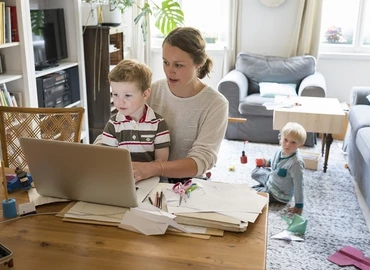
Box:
[0,106,84,169]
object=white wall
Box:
[237,0,299,57]
[150,0,370,104]
[317,55,370,102]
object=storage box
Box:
[300,151,320,170]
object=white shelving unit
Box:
[0,0,90,143]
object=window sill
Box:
[319,52,370,60]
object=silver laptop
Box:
[19,138,159,207]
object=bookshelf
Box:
[0,0,90,143]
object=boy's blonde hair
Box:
[108,59,152,93]
[281,122,307,145]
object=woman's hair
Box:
[163,27,213,79]
[108,59,152,92]
[281,122,307,144]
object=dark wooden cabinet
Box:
[83,26,124,143]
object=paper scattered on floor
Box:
[271,230,304,241]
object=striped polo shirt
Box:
[101,104,170,162]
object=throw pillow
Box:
[259,82,297,98]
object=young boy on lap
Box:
[100,59,170,163]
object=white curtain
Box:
[288,0,323,59]
[130,0,151,65]
[222,0,239,77]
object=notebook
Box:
[19,138,159,207]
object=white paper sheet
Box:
[271,230,305,241]
[64,201,128,223]
[165,180,268,219]
[28,188,70,206]
[119,203,188,235]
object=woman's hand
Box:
[132,162,158,182]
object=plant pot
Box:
[101,4,122,27]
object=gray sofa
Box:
[217,52,327,147]
[347,86,370,209]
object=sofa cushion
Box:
[356,127,370,166]
[239,93,274,117]
[259,82,297,98]
[235,52,316,95]
[348,105,370,135]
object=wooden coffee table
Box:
[273,97,345,172]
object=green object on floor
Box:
[282,214,307,234]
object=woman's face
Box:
[162,42,200,93]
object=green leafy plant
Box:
[30,10,44,36]
[82,0,184,42]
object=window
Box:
[320,0,370,54]
[150,0,230,49]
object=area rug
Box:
[209,139,370,270]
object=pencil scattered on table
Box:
[148,197,153,205]
[155,191,159,208]
[159,191,163,209]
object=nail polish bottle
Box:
[240,151,248,164]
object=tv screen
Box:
[31,9,68,71]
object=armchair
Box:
[217,52,327,146]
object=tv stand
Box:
[35,63,60,71]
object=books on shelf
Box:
[4,6,10,43]
[9,5,18,42]
[0,83,19,107]
[0,2,4,44]
[0,3,18,44]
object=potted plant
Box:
[82,0,184,41]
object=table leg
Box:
[323,133,333,173]
[321,133,326,157]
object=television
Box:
[30,9,68,71]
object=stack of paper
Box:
[59,180,268,235]
[156,180,269,232]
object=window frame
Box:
[149,0,230,50]
[320,0,370,55]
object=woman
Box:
[132,27,228,182]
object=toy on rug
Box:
[328,246,370,270]
[255,158,265,167]
[282,214,307,234]
[240,140,248,164]
[271,214,307,242]
[228,165,235,171]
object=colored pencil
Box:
[155,191,159,207]
[148,197,153,205]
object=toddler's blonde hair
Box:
[281,122,307,145]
